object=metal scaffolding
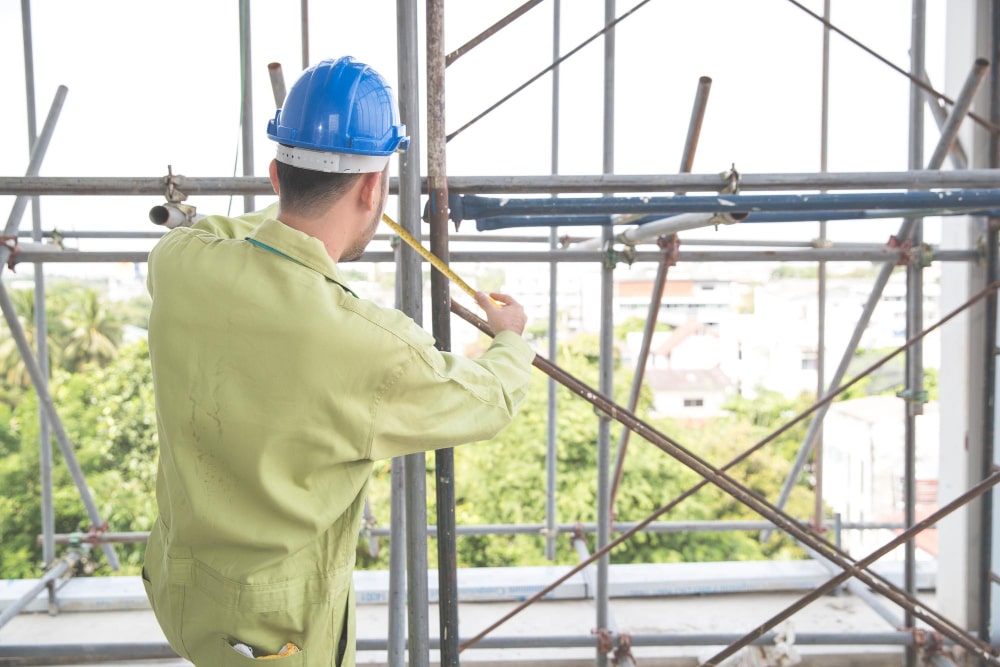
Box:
[3,2,1000,667]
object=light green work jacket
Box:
[143,204,534,666]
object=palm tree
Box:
[59,288,123,373]
[0,285,54,393]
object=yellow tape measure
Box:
[381,213,479,300]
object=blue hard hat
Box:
[267,56,409,158]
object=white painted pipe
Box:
[148,203,203,229]
[572,211,748,250]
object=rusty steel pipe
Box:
[450,281,1000,660]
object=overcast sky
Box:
[0,0,958,267]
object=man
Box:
[142,56,534,666]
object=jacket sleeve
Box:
[368,330,536,461]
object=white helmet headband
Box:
[275,144,390,174]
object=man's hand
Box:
[475,292,527,335]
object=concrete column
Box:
[937,0,991,630]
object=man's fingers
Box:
[475,291,496,311]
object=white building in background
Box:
[821,396,940,560]
[605,266,942,417]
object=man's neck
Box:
[276,207,353,263]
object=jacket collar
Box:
[246,217,358,297]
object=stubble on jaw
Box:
[342,170,389,263]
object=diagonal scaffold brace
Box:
[447,280,1000,664]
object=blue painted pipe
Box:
[474,207,1000,231]
[445,189,1000,228]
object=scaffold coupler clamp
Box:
[85,521,109,545]
[0,236,19,271]
[592,628,614,656]
[617,238,638,268]
[886,235,913,267]
[895,388,928,406]
[657,233,680,267]
[602,238,623,270]
[917,242,933,268]
[612,632,636,666]
[163,164,188,204]
[719,163,741,195]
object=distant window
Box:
[801,356,817,370]
[683,398,704,407]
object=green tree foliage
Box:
[0,282,125,399]
[359,334,814,569]
[1,285,816,579]
[0,341,156,577]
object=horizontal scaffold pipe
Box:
[5,169,1000,195]
[11,248,980,265]
[41,520,909,544]
[454,189,1000,222]
[476,207,1000,231]
[0,631,980,663]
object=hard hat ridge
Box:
[267,56,409,173]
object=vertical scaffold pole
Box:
[391,3,423,665]
[426,1,460,665]
[597,1,616,666]
[238,0,254,214]
[546,0,562,562]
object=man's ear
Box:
[268,159,280,195]
[357,171,381,212]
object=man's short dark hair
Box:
[275,156,362,217]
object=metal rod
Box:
[927,59,990,170]
[0,282,119,570]
[446,0,544,66]
[784,0,1000,135]
[391,5,422,665]
[610,74,711,512]
[813,0,831,536]
[396,0,428,663]
[923,70,970,169]
[19,0,55,614]
[679,77,712,174]
[427,1,459,664]
[609,239,674,515]
[450,281,1000,657]
[477,206,1000,230]
[2,86,68,270]
[0,631,987,665]
[447,0,655,143]
[457,190,1000,220]
[267,62,285,107]
[596,3,616,662]
[701,470,1000,667]
[804,544,903,629]
[903,7,927,667]
[8,247,982,265]
[573,529,635,667]
[763,55,991,543]
[11,230,931,245]
[388,457,407,667]
[300,0,308,69]
[545,0,561,563]
[42,518,917,545]
[0,552,80,630]
[11,170,1000,195]
[239,0,254,213]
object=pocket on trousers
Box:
[220,638,306,666]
